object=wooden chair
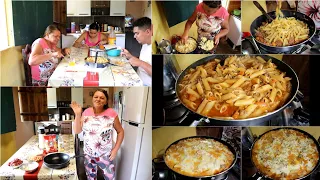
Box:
[22,44,32,86]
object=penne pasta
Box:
[234,98,255,106]
[202,101,215,115]
[220,104,228,113]
[231,76,247,88]
[221,93,237,101]
[202,78,211,91]
[239,104,258,119]
[182,98,197,110]
[196,82,204,96]
[186,87,200,99]
[269,88,277,102]
[250,70,266,79]
[196,99,209,114]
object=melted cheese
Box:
[252,129,319,180]
[165,138,235,177]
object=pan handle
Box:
[248,172,264,180]
[71,155,85,159]
[253,1,273,22]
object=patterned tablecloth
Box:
[47,47,143,87]
[0,135,77,180]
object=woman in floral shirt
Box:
[71,89,124,180]
[29,24,70,86]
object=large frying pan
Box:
[44,153,83,169]
[249,127,320,180]
[175,55,299,126]
[164,136,237,179]
[250,10,316,53]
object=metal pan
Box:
[164,136,237,179]
[174,37,198,54]
[249,127,320,180]
[250,10,316,53]
[43,152,84,169]
[175,55,299,126]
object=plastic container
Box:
[106,49,121,56]
[58,135,64,152]
[38,127,45,149]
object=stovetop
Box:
[162,90,309,126]
[153,158,241,180]
[242,30,320,54]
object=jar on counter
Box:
[71,22,76,33]
[38,127,45,149]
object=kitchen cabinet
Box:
[71,88,83,107]
[47,88,57,108]
[57,87,71,101]
[122,87,148,124]
[110,0,126,16]
[91,0,110,8]
[18,87,49,121]
[67,0,91,16]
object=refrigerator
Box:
[113,87,152,180]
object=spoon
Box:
[253,1,274,22]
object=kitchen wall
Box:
[142,0,151,18]
[0,132,16,165]
[12,88,34,149]
[242,0,267,32]
[151,1,171,54]
[152,127,196,159]
[126,1,143,20]
[0,46,25,86]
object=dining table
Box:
[47,47,143,87]
[0,135,77,180]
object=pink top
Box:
[195,2,229,39]
[31,38,59,86]
[85,31,101,47]
[82,107,118,157]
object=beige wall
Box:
[0,46,25,86]
[152,127,196,159]
[12,88,34,149]
[142,0,151,19]
[242,0,267,32]
[152,1,170,54]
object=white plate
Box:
[22,161,39,173]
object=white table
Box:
[0,135,77,180]
[48,47,143,87]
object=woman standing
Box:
[73,23,108,48]
[71,89,124,180]
[29,24,70,86]
[181,0,229,53]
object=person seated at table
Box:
[29,24,71,86]
[121,17,152,86]
[71,89,124,180]
[73,23,108,48]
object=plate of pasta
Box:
[176,55,298,124]
[175,37,197,54]
[250,10,316,53]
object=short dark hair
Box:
[94,89,109,109]
[133,17,151,30]
[203,0,222,8]
[89,23,100,31]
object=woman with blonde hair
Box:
[29,24,70,86]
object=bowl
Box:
[106,49,121,57]
[86,62,108,68]
[22,161,39,173]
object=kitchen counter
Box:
[0,135,77,180]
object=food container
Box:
[85,56,109,68]
[106,49,121,57]
[44,134,57,154]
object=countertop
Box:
[67,31,125,36]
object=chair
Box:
[22,44,32,86]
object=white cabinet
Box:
[71,88,83,107]
[47,88,57,108]
[116,34,126,49]
[110,0,126,16]
[67,0,91,17]
[122,87,148,124]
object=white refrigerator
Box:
[113,87,152,180]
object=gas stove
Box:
[162,88,310,126]
[242,30,320,55]
[152,156,241,180]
